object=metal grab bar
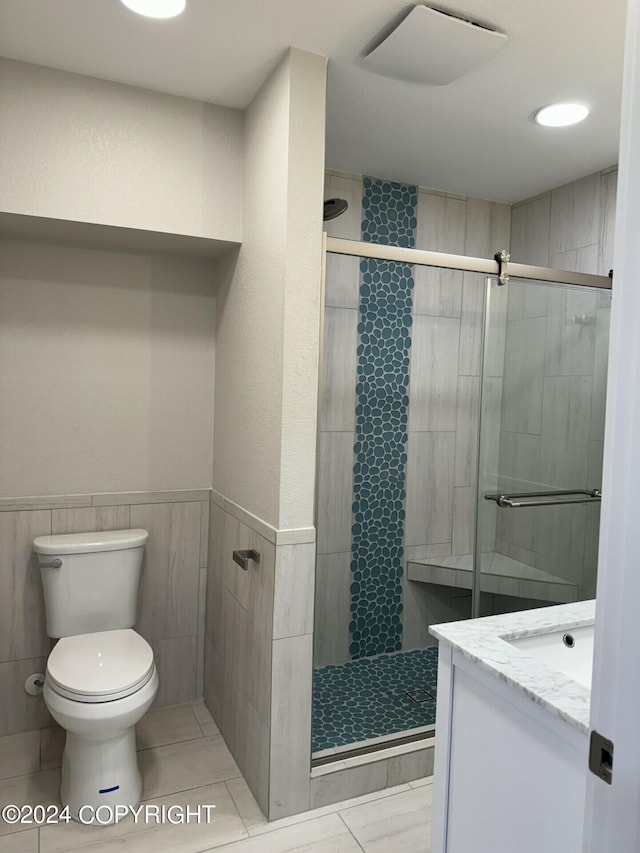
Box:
[484,488,602,508]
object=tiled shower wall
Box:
[0,489,209,743]
[317,170,511,666]
[497,167,617,598]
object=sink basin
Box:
[507,624,594,689]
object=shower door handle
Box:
[484,488,602,508]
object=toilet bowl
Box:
[43,629,158,822]
[33,529,158,825]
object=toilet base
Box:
[43,664,158,825]
[61,727,142,824]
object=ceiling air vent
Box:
[362,5,507,86]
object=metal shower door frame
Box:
[322,236,611,622]
[325,236,612,290]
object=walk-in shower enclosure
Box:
[313,181,612,759]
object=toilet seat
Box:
[46,629,154,704]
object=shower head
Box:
[323,198,349,221]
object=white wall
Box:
[0,52,326,523]
[0,58,243,243]
[278,50,328,529]
[212,48,327,530]
[0,240,216,497]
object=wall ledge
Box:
[0,489,210,512]
[0,212,240,259]
[211,488,316,546]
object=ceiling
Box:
[0,0,626,202]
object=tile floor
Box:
[0,700,433,852]
[313,647,439,752]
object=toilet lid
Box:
[46,629,154,702]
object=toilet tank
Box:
[33,529,149,638]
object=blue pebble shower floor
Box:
[312,646,439,754]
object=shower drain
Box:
[405,688,436,704]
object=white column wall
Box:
[212,48,326,531]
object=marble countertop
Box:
[430,600,595,733]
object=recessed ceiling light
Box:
[534,103,589,127]
[120,0,186,19]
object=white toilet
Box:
[33,529,158,824]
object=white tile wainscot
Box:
[429,601,594,853]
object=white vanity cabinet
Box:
[429,602,594,853]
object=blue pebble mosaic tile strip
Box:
[349,176,417,659]
[312,646,438,753]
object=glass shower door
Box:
[474,277,611,617]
